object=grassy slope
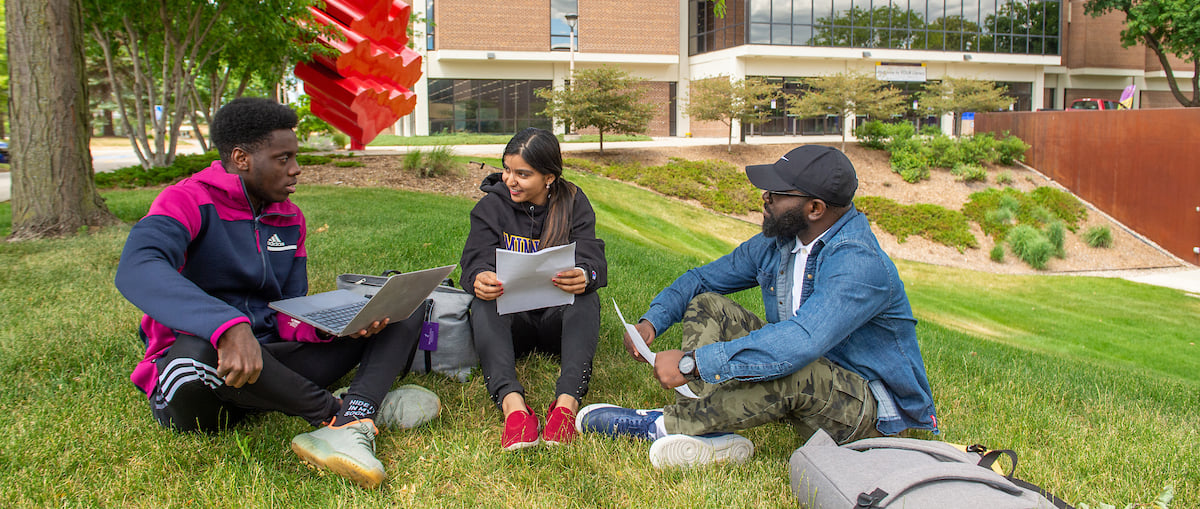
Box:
[0,174,1196,507]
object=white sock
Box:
[653,415,668,440]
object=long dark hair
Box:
[503,127,577,249]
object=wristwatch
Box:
[678,350,700,381]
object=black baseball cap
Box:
[746,145,858,207]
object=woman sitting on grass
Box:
[459,127,608,450]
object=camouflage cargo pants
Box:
[663,293,883,444]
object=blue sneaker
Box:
[575,403,663,440]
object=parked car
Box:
[1069,98,1121,110]
[0,141,8,164]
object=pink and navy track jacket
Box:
[115,161,321,397]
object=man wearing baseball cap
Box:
[576,145,938,468]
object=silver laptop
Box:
[270,264,456,336]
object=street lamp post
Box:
[565,13,578,84]
[564,13,578,136]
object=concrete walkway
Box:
[3,135,1196,294]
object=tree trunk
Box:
[8,0,119,240]
[102,110,116,137]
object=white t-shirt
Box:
[791,233,825,314]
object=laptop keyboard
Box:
[302,300,368,332]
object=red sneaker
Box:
[502,405,540,451]
[542,401,577,445]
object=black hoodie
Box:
[459,172,608,296]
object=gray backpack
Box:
[789,429,1071,508]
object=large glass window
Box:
[690,0,1060,55]
[428,80,553,134]
[551,0,579,51]
[692,0,747,54]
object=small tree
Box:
[787,71,907,151]
[537,66,655,155]
[1085,0,1199,107]
[687,75,778,152]
[920,77,1015,134]
[82,0,324,168]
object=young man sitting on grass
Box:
[114,98,438,489]
[576,145,939,468]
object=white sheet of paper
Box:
[613,299,699,399]
[496,243,576,315]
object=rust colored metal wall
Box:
[976,109,1200,265]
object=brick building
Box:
[389,0,1194,138]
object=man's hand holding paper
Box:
[613,299,698,399]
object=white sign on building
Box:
[875,63,927,82]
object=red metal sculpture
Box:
[294,0,423,149]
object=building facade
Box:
[389,0,1193,138]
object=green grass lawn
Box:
[0,174,1196,507]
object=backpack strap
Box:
[978,449,1018,476]
[854,463,1027,508]
[978,449,1075,509]
[844,437,975,464]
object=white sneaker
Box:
[291,419,385,488]
[648,433,754,469]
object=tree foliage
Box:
[787,71,907,150]
[1085,0,1200,107]
[81,0,327,168]
[919,78,1014,131]
[686,75,778,152]
[537,66,655,154]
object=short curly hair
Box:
[210,98,299,164]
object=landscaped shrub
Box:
[297,154,332,166]
[964,187,1087,240]
[997,133,1030,165]
[1028,187,1087,230]
[989,244,1005,262]
[890,148,930,183]
[882,122,917,149]
[926,134,962,168]
[420,146,461,178]
[331,132,350,149]
[1046,221,1066,258]
[959,133,999,164]
[856,196,978,252]
[585,157,760,215]
[564,157,603,174]
[1083,225,1113,248]
[95,150,220,188]
[919,124,942,136]
[1006,224,1054,269]
[333,160,365,168]
[951,162,988,183]
[854,120,890,150]
[401,149,423,172]
[985,206,1016,227]
[996,171,1014,186]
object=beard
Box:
[762,206,810,239]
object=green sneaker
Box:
[377,384,441,430]
[291,419,386,489]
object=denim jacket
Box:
[642,206,937,435]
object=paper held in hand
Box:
[613,299,699,399]
[496,243,577,315]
